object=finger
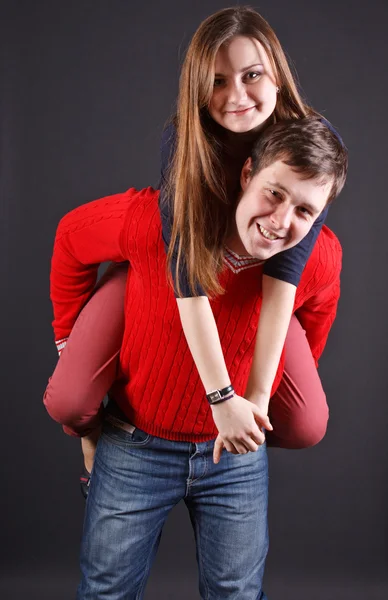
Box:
[239,430,265,451]
[213,435,224,464]
[250,429,266,446]
[251,405,273,431]
[261,415,273,431]
[242,438,259,452]
[231,440,251,454]
[223,440,239,455]
[246,421,266,446]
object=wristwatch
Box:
[206,384,234,405]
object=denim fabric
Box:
[77,414,269,599]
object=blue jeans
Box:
[77,414,269,599]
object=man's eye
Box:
[298,206,312,217]
[269,189,280,199]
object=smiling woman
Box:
[210,36,278,134]
[167,9,314,294]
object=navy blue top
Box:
[158,122,328,297]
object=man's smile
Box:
[256,223,283,241]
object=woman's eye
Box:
[244,71,261,82]
[213,78,224,87]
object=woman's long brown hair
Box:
[166,6,317,296]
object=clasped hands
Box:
[212,394,272,464]
[81,394,271,473]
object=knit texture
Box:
[51,187,342,442]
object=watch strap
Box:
[206,385,235,405]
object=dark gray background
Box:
[1,0,387,598]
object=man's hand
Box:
[212,395,272,464]
[81,426,102,473]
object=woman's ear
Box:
[240,157,253,191]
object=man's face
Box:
[232,158,332,259]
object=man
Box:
[45,116,347,599]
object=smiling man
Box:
[231,120,340,260]
[46,116,347,599]
[235,159,330,256]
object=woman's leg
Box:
[266,314,329,449]
[44,272,327,449]
[43,263,128,437]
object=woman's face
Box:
[209,35,278,134]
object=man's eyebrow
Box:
[215,63,263,76]
[266,181,321,215]
[267,181,289,194]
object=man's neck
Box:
[225,231,252,257]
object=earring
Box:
[276,86,280,93]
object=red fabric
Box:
[50,187,342,442]
[45,266,328,447]
[266,314,328,448]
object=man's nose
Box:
[269,204,292,232]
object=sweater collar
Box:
[224,246,263,274]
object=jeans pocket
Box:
[80,466,91,500]
[102,414,151,447]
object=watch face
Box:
[208,390,222,404]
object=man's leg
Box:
[185,441,269,600]
[267,314,329,449]
[77,417,187,600]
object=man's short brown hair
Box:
[251,116,348,204]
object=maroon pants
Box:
[44,264,329,449]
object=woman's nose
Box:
[227,80,247,105]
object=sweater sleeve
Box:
[263,207,329,287]
[50,191,132,343]
[294,240,342,366]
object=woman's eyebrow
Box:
[214,63,263,76]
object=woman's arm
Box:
[176,297,231,392]
[177,297,272,462]
[244,276,296,412]
[246,209,329,411]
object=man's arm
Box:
[51,191,132,343]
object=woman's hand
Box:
[246,391,271,415]
[211,395,272,463]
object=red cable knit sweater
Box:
[50,187,342,442]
